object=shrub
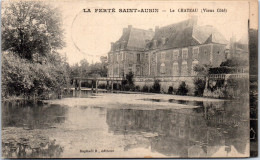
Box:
[122,72,135,91]
[2,52,70,100]
[126,72,134,85]
[142,85,149,92]
[168,86,174,94]
[113,83,120,90]
[134,85,140,92]
[176,82,188,95]
[193,78,206,96]
[98,83,106,89]
[124,84,130,91]
[152,80,161,93]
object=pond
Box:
[2,91,250,158]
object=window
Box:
[173,63,178,76]
[192,47,199,59]
[161,52,166,61]
[129,53,134,62]
[128,64,132,72]
[173,50,179,61]
[116,53,119,62]
[182,65,187,74]
[121,52,124,61]
[179,128,185,138]
[109,53,113,63]
[145,53,148,60]
[110,67,113,76]
[182,49,188,59]
[181,61,188,76]
[136,65,141,76]
[137,53,141,62]
[160,63,166,74]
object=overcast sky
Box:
[54,1,250,65]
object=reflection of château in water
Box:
[2,101,68,129]
[106,101,249,157]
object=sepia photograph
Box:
[1,0,258,158]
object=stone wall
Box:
[134,76,195,94]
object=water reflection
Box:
[2,100,68,129]
[2,136,63,158]
[106,101,249,157]
[2,97,249,158]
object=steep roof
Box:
[149,19,228,50]
[127,28,154,50]
[114,27,154,51]
[112,17,228,51]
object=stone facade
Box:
[107,17,229,91]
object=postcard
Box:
[1,0,258,158]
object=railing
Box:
[209,73,249,79]
[74,77,123,81]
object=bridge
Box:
[72,77,124,92]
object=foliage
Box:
[209,67,241,74]
[2,52,70,100]
[1,1,70,100]
[193,78,206,96]
[124,84,130,91]
[168,86,174,94]
[98,83,106,89]
[176,82,188,95]
[135,85,140,92]
[2,1,64,60]
[142,85,149,92]
[126,72,134,85]
[70,58,108,79]
[121,72,135,91]
[152,80,161,93]
[220,57,248,67]
[193,64,211,76]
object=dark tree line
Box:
[1,1,69,100]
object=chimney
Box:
[123,28,127,34]
[128,25,132,30]
[155,26,159,33]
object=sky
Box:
[54,1,250,65]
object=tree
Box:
[2,1,64,60]
[152,79,161,93]
[126,72,134,86]
[176,82,188,95]
[193,64,211,96]
[193,64,212,76]
[220,57,248,67]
